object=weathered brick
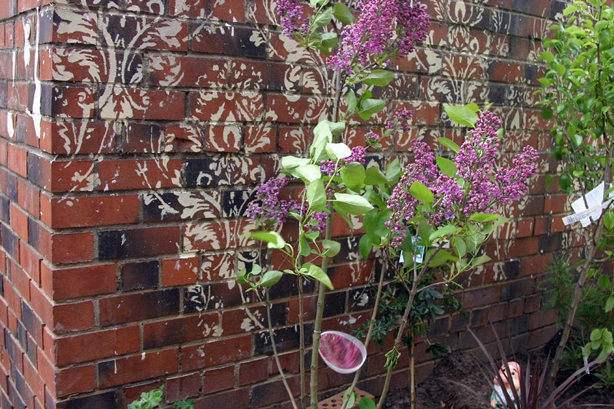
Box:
[98,226,180,260]
[48,195,140,229]
[142,313,218,349]
[55,326,139,366]
[98,349,179,388]
[99,289,180,326]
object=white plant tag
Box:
[563,182,612,227]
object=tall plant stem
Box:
[340,259,389,409]
[266,289,299,409]
[376,249,439,409]
[309,218,334,408]
[410,341,415,409]
[298,276,306,409]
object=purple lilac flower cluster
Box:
[386,111,538,248]
[327,0,430,73]
[246,177,295,229]
[320,146,367,175]
[386,109,413,134]
[290,202,328,234]
[277,0,309,37]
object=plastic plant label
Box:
[563,182,613,227]
[318,331,367,374]
[399,236,425,264]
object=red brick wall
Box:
[0,0,572,408]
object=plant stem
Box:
[376,248,440,409]
[309,217,334,408]
[410,341,415,409]
[340,257,389,409]
[266,289,299,409]
[298,276,306,409]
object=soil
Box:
[383,346,613,408]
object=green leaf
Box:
[236,268,248,284]
[249,231,286,249]
[295,164,322,183]
[438,137,461,153]
[333,2,354,24]
[466,103,480,112]
[362,69,395,87]
[326,142,352,161]
[452,237,467,258]
[428,250,453,267]
[347,91,357,114]
[436,156,458,178]
[559,174,571,191]
[359,234,372,260]
[364,166,388,185]
[307,179,327,211]
[541,105,554,119]
[299,235,311,257]
[409,181,434,204]
[313,6,333,27]
[539,50,555,63]
[357,99,386,120]
[598,274,611,290]
[334,193,374,215]
[320,32,338,48]
[469,213,500,222]
[358,397,377,409]
[606,296,614,313]
[429,224,458,241]
[322,239,341,257]
[341,162,366,192]
[444,105,479,128]
[305,264,334,290]
[311,121,333,162]
[386,158,401,184]
[327,121,346,138]
[604,211,614,230]
[281,156,310,171]
[563,5,580,16]
[258,270,283,287]
[471,255,491,268]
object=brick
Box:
[462,286,501,309]
[166,373,201,403]
[55,326,139,366]
[162,257,199,287]
[189,90,264,122]
[142,191,220,222]
[142,313,218,349]
[51,232,94,265]
[42,263,116,301]
[98,226,180,260]
[98,159,182,191]
[17,180,38,218]
[7,144,27,177]
[203,366,234,394]
[99,289,180,326]
[55,391,119,409]
[43,121,115,155]
[53,301,94,334]
[102,15,187,52]
[49,195,140,229]
[100,88,185,120]
[205,125,242,152]
[194,388,249,409]
[120,260,159,291]
[56,365,95,398]
[182,336,251,372]
[98,349,179,388]
[192,24,265,58]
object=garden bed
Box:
[383,344,612,408]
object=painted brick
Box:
[98,226,180,260]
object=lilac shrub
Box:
[386,111,538,248]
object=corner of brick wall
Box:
[0,0,576,408]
